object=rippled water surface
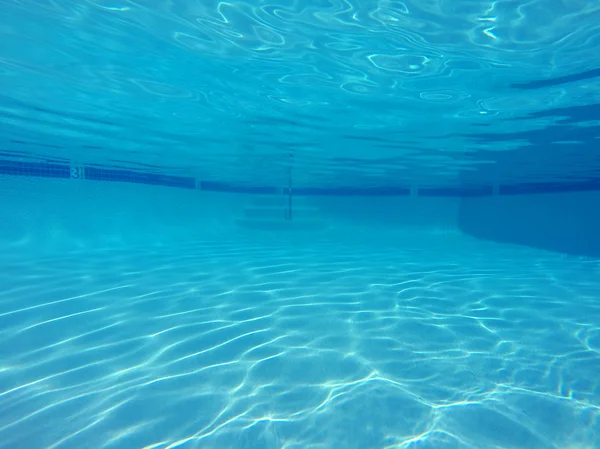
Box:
[1,232,599,448]
[1,0,600,187]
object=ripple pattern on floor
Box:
[0,232,599,449]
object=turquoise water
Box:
[2,0,600,186]
[1,1,600,448]
[1,229,600,448]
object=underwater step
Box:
[235,218,329,231]
[249,195,315,207]
[242,206,320,219]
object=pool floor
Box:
[0,230,599,448]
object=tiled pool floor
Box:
[1,231,599,449]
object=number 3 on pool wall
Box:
[70,166,83,179]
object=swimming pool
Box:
[1,0,600,448]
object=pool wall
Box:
[458,192,600,257]
[2,164,598,257]
[0,177,459,255]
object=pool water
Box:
[1,230,598,448]
[1,0,600,447]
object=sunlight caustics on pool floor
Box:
[0,231,599,449]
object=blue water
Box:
[1,1,600,448]
[1,231,599,449]
[1,0,600,187]
[0,228,600,449]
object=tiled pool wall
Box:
[0,175,460,255]
[459,192,600,258]
[2,157,600,197]
[0,158,599,257]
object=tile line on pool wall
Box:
[1,158,600,197]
